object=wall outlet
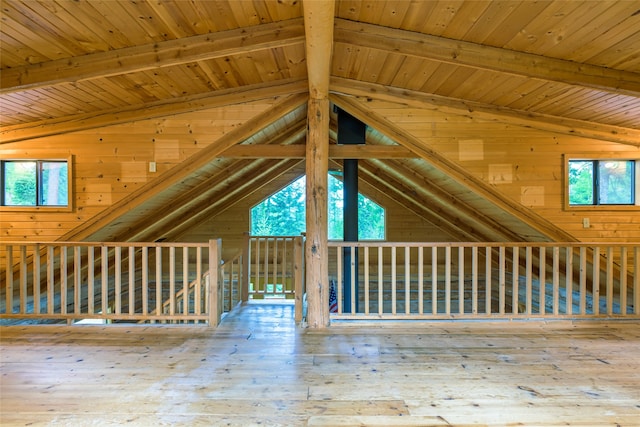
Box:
[149,161,156,173]
[582,218,590,228]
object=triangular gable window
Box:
[251,174,385,240]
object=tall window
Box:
[251,174,385,240]
[1,160,69,207]
[568,159,635,206]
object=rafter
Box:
[330,77,640,147]
[334,18,640,98]
[0,18,304,94]
[0,78,307,144]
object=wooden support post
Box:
[303,0,333,327]
[305,98,330,328]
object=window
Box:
[1,159,70,207]
[568,159,636,206]
[251,174,385,240]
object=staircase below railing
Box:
[1,240,222,325]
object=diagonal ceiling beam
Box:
[0,18,304,94]
[0,78,307,144]
[334,18,640,98]
[330,77,640,146]
[331,92,578,243]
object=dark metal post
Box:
[337,108,365,313]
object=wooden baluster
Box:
[74,246,81,316]
[336,246,342,314]
[566,246,573,315]
[129,247,135,316]
[183,246,190,317]
[115,246,122,316]
[88,247,94,315]
[485,246,492,315]
[47,246,54,315]
[593,247,600,315]
[634,246,639,315]
[620,246,628,315]
[432,247,438,315]
[539,246,545,315]
[255,238,261,295]
[33,244,40,315]
[61,246,68,316]
[350,246,356,314]
[405,246,411,315]
[418,246,424,315]
[196,247,202,318]
[606,247,613,315]
[155,247,162,320]
[364,246,370,315]
[101,246,107,319]
[378,246,383,315]
[579,247,587,315]
[499,246,505,315]
[458,246,464,315]
[512,246,519,315]
[6,246,13,314]
[20,246,27,314]
[169,246,176,317]
[472,246,478,315]
[525,246,532,315]
[391,246,397,315]
[445,246,451,316]
[553,246,560,316]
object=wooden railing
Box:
[1,240,222,325]
[242,234,305,321]
[328,242,640,320]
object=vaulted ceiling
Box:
[1,1,639,243]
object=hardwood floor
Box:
[1,302,639,426]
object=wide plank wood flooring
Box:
[1,302,639,426]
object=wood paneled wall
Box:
[2,98,638,248]
[0,100,279,241]
[363,98,640,242]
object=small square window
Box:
[568,159,635,206]
[1,159,70,208]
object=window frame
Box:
[564,153,639,211]
[1,156,73,212]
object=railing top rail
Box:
[0,241,211,248]
[328,241,640,248]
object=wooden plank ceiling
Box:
[1,0,639,243]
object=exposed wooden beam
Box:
[330,77,640,147]
[334,18,640,98]
[303,0,335,100]
[219,144,414,159]
[61,93,307,241]
[331,92,578,243]
[0,18,304,94]
[0,78,307,144]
